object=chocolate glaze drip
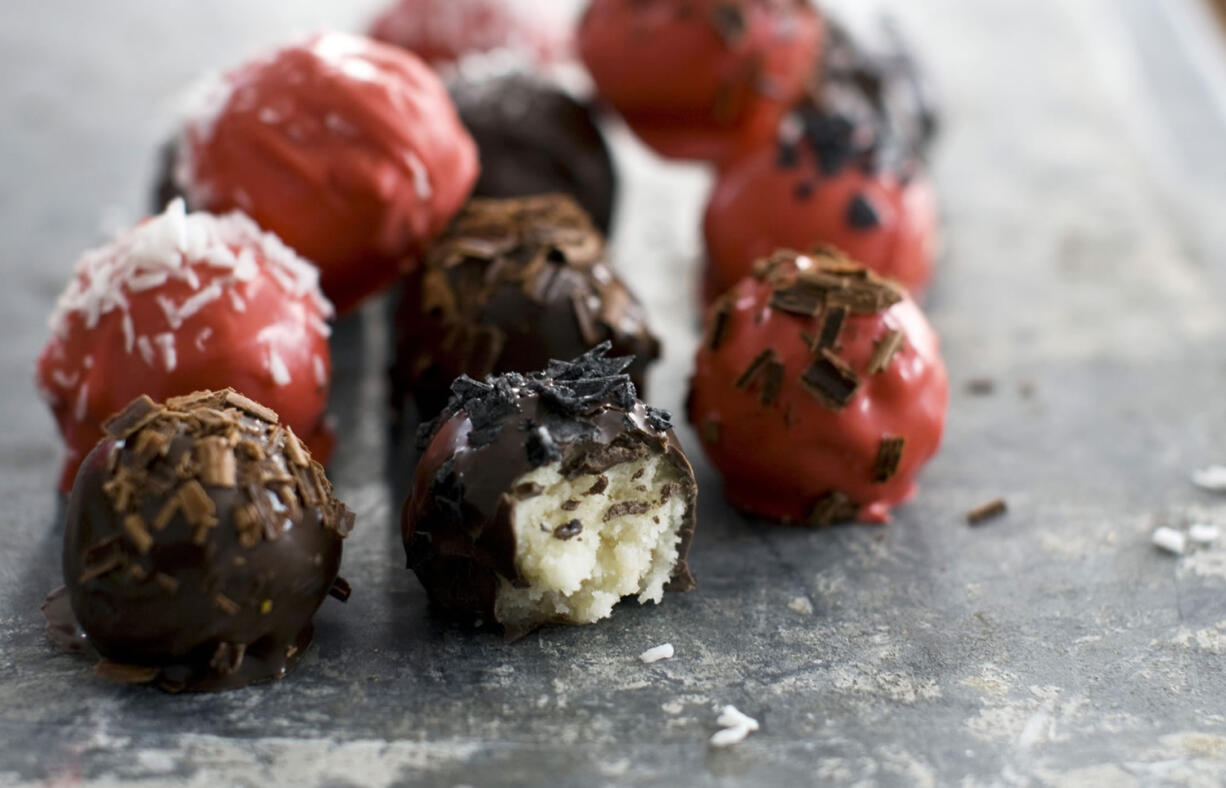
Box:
[391,195,660,424]
[46,389,354,692]
[404,344,696,640]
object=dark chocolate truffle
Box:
[404,343,696,640]
[391,195,660,423]
[450,72,618,234]
[44,389,355,692]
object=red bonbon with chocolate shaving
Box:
[578,0,824,163]
[688,248,947,524]
[36,199,335,493]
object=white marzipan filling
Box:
[494,453,686,630]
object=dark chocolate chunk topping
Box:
[801,350,861,410]
[872,436,906,483]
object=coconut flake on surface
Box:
[1192,465,1226,492]
[710,705,759,748]
[1153,527,1187,555]
[639,643,674,664]
[268,349,291,386]
[1189,523,1221,545]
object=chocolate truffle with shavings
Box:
[450,72,618,234]
[391,195,660,423]
[404,344,696,640]
[578,0,825,163]
[688,248,947,525]
[702,30,939,302]
[43,389,354,692]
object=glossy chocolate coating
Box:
[451,72,617,234]
[403,344,697,639]
[47,389,354,692]
[391,195,660,423]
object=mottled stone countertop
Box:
[3,0,1226,785]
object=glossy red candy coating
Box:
[688,251,947,524]
[703,131,938,304]
[369,0,569,68]
[578,0,824,163]
[177,32,479,314]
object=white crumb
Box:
[639,643,674,664]
[788,596,814,614]
[1192,465,1226,492]
[1153,527,1187,555]
[710,705,759,748]
[1188,523,1220,545]
[716,705,759,732]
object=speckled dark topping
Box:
[450,72,618,234]
[404,344,697,640]
[392,195,660,423]
[46,389,353,692]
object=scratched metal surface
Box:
[3,0,1226,785]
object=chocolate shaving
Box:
[807,492,859,527]
[221,390,279,423]
[603,501,652,522]
[770,281,826,316]
[867,331,904,375]
[177,480,216,527]
[209,642,246,676]
[283,427,310,468]
[213,593,240,615]
[102,395,160,439]
[801,349,861,409]
[553,519,583,540]
[196,437,237,487]
[707,298,733,350]
[872,436,905,483]
[154,573,179,594]
[967,498,1007,525]
[79,553,123,584]
[122,514,153,554]
[815,306,847,351]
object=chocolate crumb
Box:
[329,576,352,602]
[604,501,652,522]
[966,378,995,396]
[872,436,905,483]
[967,498,1007,525]
[632,467,645,481]
[585,475,609,496]
[553,519,583,540]
[561,499,580,511]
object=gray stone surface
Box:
[3,0,1226,785]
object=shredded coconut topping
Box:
[1152,527,1187,556]
[48,198,332,344]
[639,643,675,664]
[710,704,760,748]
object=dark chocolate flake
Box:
[967,498,1007,525]
[801,349,861,409]
[866,331,904,375]
[553,519,583,540]
[585,475,609,496]
[816,306,847,351]
[329,576,352,602]
[872,436,906,483]
[770,281,826,316]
